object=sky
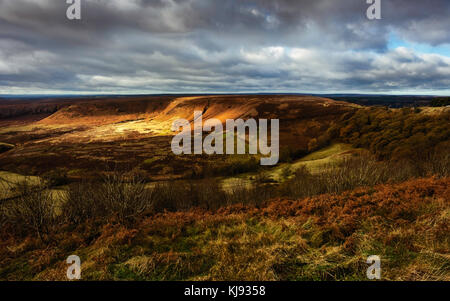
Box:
[0,0,449,95]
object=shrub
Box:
[281,166,322,198]
[227,180,274,207]
[423,145,450,178]
[1,181,56,239]
[320,154,390,193]
[280,151,449,198]
[42,169,69,186]
[61,172,154,224]
[60,180,98,224]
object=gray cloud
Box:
[0,0,449,94]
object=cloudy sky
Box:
[0,0,449,95]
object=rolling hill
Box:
[0,95,357,178]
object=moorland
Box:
[0,94,448,280]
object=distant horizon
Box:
[1,92,449,98]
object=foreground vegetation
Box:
[0,176,448,281]
[0,149,448,281]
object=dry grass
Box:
[0,177,448,281]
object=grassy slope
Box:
[278,143,356,176]
[1,177,448,281]
[222,143,356,188]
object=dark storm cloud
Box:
[0,0,449,94]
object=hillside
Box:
[0,95,356,178]
[1,177,448,280]
[0,95,448,282]
[37,95,354,125]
